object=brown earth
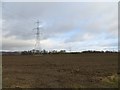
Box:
[2,53,118,88]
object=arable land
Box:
[2,53,118,88]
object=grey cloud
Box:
[2,38,34,50]
[2,2,118,51]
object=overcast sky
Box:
[2,2,118,51]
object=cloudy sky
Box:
[2,2,118,51]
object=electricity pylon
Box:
[33,20,41,53]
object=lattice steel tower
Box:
[34,20,41,52]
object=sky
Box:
[1,1,118,52]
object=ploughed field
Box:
[2,53,118,88]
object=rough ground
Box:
[0,56,2,89]
[2,53,118,88]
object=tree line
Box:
[21,49,118,55]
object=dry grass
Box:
[101,74,118,88]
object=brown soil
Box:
[2,53,118,88]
